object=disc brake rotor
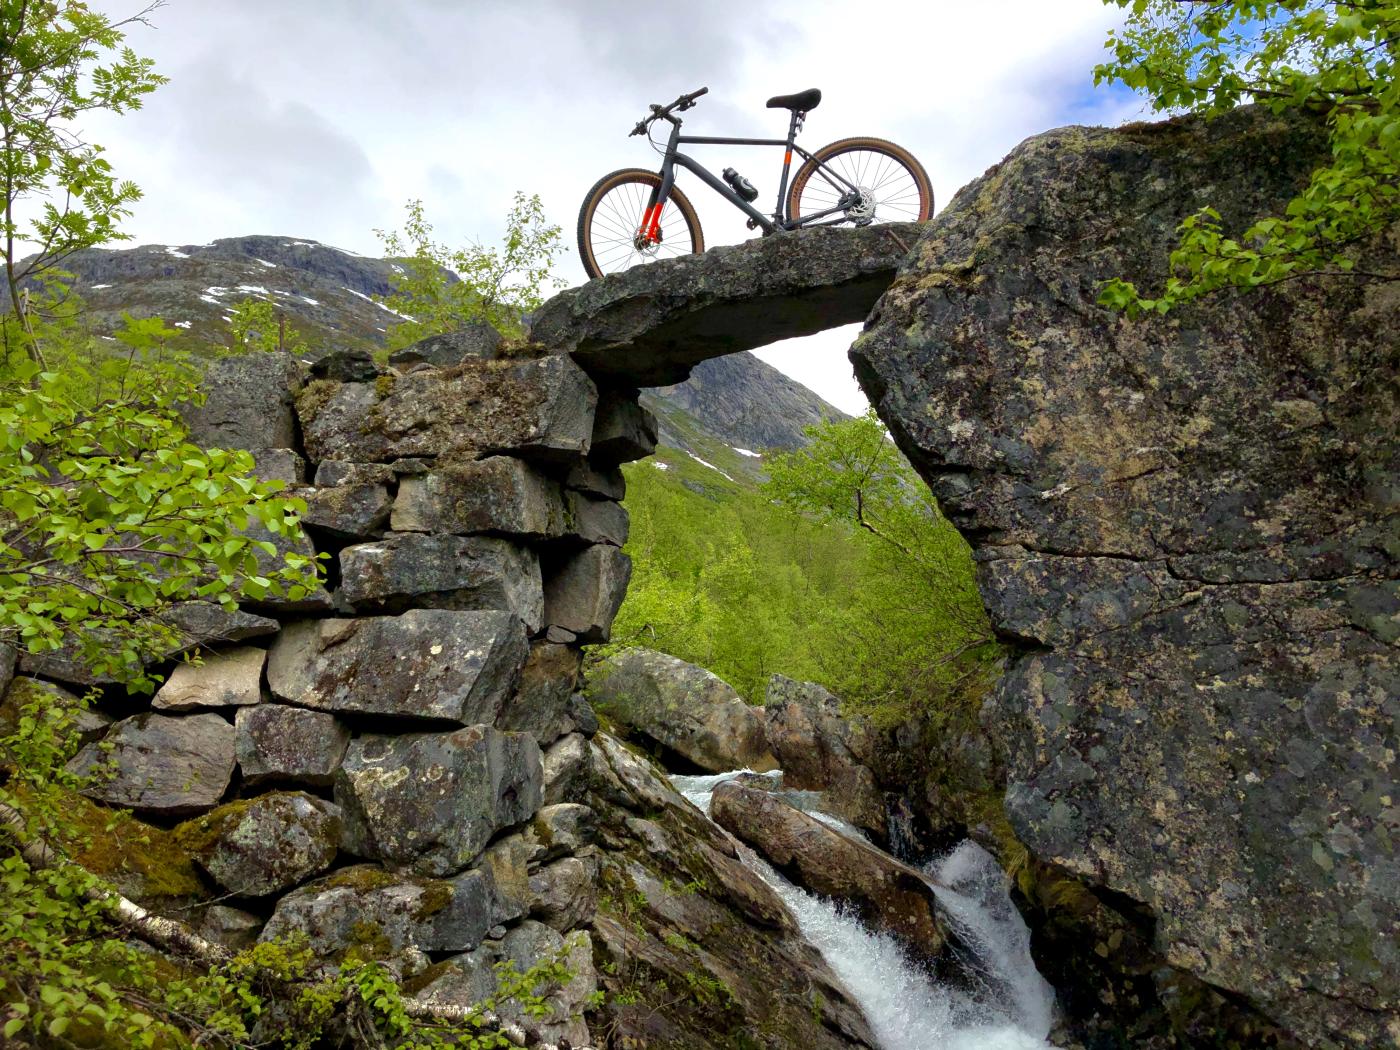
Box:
[846,188,877,222]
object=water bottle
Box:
[723,167,759,203]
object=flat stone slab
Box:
[266,610,527,725]
[529,222,921,387]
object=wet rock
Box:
[0,677,111,748]
[583,733,875,1050]
[297,354,596,465]
[414,922,596,1048]
[335,725,542,877]
[180,351,302,450]
[764,674,887,840]
[542,544,631,643]
[531,221,920,387]
[198,905,264,952]
[497,642,582,746]
[68,712,235,816]
[388,322,504,368]
[711,780,955,969]
[391,457,569,538]
[267,610,527,725]
[854,106,1398,1045]
[175,791,340,897]
[235,704,349,786]
[338,534,543,630]
[541,732,590,805]
[589,387,657,465]
[591,648,776,773]
[153,646,266,711]
[260,864,502,962]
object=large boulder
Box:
[582,732,876,1050]
[179,351,301,451]
[711,780,956,971]
[530,221,921,387]
[337,534,543,630]
[175,792,340,897]
[853,106,1399,1046]
[388,322,503,369]
[260,864,505,962]
[335,725,542,877]
[296,353,596,465]
[764,675,887,840]
[496,642,582,746]
[590,649,775,773]
[266,610,527,725]
[68,712,236,816]
[390,457,569,538]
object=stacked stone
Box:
[2,324,656,1047]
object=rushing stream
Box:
[672,770,1055,1050]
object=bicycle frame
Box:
[642,110,862,240]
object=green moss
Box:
[411,879,454,921]
[317,864,400,893]
[57,791,207,902]
[374,374,396,399]
[172,796,257,855]
[295,378,339,424]
[344,919,394,962]
[401,959,457,997]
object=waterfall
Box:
[672,770,1055,1050]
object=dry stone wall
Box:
[5,225,918,1049]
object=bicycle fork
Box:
[637,165,678,249]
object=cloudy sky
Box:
[86,0,1146,412]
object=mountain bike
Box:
[577,86,933,279]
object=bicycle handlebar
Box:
[630,86,708,135]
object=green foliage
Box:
[0,0,167,364]
[607,414,996,723]
[0,682,579,1048]
[1096,0,1399,315]
[373,194,564,349]
[227,297,306,355]
[0,340,320,688]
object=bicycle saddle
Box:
[766,88,822,112]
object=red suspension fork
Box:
[638,185,665,246]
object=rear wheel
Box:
[787,137,932,226]
[577,168,705,279]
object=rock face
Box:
[234,704,349,786]
[591,649,776,773]
[531,222,922,386]
[764,675,887,840]
[855,106,1399,1047]
[153,647,266,711]
[585,733,876,1050]
[711,780,955,970]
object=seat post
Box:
[787,109,801,143]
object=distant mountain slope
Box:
[46,235,849,479]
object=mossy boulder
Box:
[174,791,340,897]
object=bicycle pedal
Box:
[746,218,760,230]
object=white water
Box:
[672,770,1054,1050]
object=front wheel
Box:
[787,137,933,227]
[577,168,705,280]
